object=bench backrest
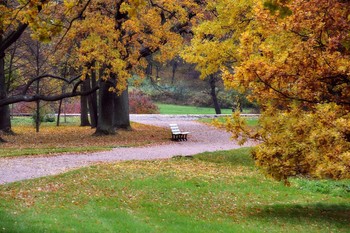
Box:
[169,124,181,134]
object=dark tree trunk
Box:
[94,80,115,135]
[88,70,98,128]
[171,60,178,84]
[156,65,160,80]
[35,99,40,132]
[0,48,12,134]
[80,80,90,126]
[114,86,131,130]
[0,136,6,143]
[0,1,30,137]
[209,74,221,114]
[35,42,41,133]
[56,99,63,126]
[146,56,153,76]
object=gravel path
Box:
[0,115,253,184]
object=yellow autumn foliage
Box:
[58,0,202,93]
[186,0,350,180]
[182,0,258,79]
[252,104,350,180]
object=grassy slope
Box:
[199,116,259,127]
[157,103,233,114]
[0,148,349,233]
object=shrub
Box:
[227,103,350,181]
[32,105,56,125]
[129,90,160,114]
[44,114,56,122]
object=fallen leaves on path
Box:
[1,123,169,150]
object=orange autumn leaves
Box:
[184,0,350,180]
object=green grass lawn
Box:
[157,103,233,114]
[199,116,259,127]
[11,116,80,126]
[0,147,112,158]
[0,148,349,232]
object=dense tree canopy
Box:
[182,0,256,79]
[185,0,350,181]
[233,0,350,181]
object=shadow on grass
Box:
[0,210,40,233]
[248,203,350,226]
[193,148,255,167]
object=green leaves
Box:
[263,1,292,18]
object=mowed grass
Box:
[199,116,259,127]
[10,116,81,126]
[1,117,169,157]
[0,148,349,233]
[158,103,233,114]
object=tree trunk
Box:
[0,136,6,143]
[209,74,221,114]
[35,42,41,133]
[146,56,153,76]
[88,71,98,128]
[156,65,160,80]
[114,86,131,130]
[0,47,12,134]
[56,99,63,126]
[171,60,178,84]
[80,81,90,126]
[94,80,115,135]
[35,99,40,132]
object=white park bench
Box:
[169,124,190,141]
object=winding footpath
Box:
[0,115,253,184]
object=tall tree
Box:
[80,79,90,126]
[95,78,115,135]
[0,35,11,133]
[87,71,98,128]
[209,74,221,114]
[22,40,50,132]
[0,0,65,133]
[181,0,255,113]
[114,86,131,130]
[70,0,204,135]
[189,0,350,181]
[232,0,350,181]
[0,1,93,110]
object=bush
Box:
[44,114,56,122]
[129,90,159,114]
[255,104,350,181]
[32,106,56,125]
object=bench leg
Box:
[172,134,187,141]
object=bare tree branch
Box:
[0,84,98,106]
[254,71,350,106]
[22,74,81,95]
[54,0,92,50]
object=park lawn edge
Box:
[0,148,349,233]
